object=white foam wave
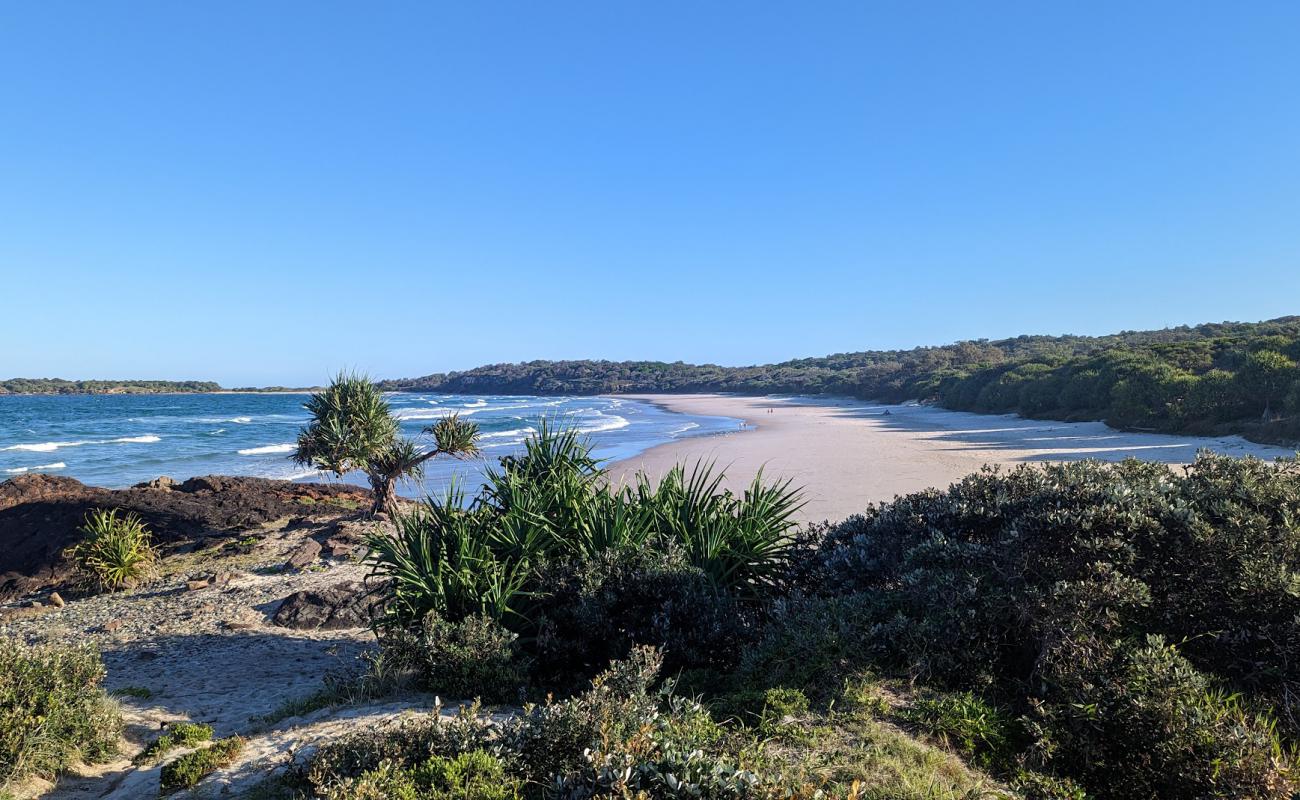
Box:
[3,462,66,474]
[670,422,700,435]
[238,443,296,456]
[464,399,487,408]
[393,405,497,420]
[576,414,629,434]
[1,435,160,452]
[1,441,73,452]
[230,417,253,423]
[479,427,537,441]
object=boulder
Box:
[283,539,322,571]
[133,476,177,490]
[272,580,386,630]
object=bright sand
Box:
[605,394,1299,524]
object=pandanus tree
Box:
[292,373,480,515]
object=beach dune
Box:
[606,394,1299,524]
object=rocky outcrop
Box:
[271,580,386,630]
[0,474,371,600]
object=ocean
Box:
[0,393,738,495]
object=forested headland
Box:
[0,378,222,395]
[384,316,1300,444]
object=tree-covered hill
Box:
[0,378,222,395]
[383,316,1300,443]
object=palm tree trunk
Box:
[368,472,399,516]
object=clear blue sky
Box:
[2,2,1299,387]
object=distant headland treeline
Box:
[0,379,317,395]
[8,317,1299,444]
[0,378,222,395]
[381,316,1300,444]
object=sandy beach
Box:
[606,394,1299,523]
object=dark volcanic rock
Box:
[0,473,371,600]
[272,580,385,630]
[133,476,177,490]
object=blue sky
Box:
[2,2,1298,387]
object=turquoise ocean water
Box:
[0,393,738,495]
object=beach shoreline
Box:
[605,394,1299,523]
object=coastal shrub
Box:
[734,594,875,701]
[318,750,522,800]
[530,545,750,685]
[159,735,244,793]
[367,424,805,680]
[68,508,157,592]
[629,462,804,598]
[381,612,529,703]
[367,488,530,628]
[134,721,213,765]
[0,640,121,790]
[305,648,745,796]
[303,646,1015,800]
[898,692,1017,772]
[810,454,1300,797]
[1010,771,1089,800]
[1025,635,1295,800]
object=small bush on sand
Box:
[381,612,529,703]
[0,640,121,790]
[133,721,212,766]
[68,508,157,592]
[159,735,244,793]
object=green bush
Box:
[67,508,157,592]
[899,692,1016,771]
[530,545,750,685]
[304,647,762,798]
[318,750,521,800]
[159,735,244,793]
[381,612,528,703]
[0,640,121,790]
[1026,635,1293,800]
[734,594,875,701]
[133,721,213,765]
[810,455,1300,798]
[1011,770,1089,800]
[367,424,803,687]
[367,488,531,627]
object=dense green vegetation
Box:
[0,641,121,792]
[383,316,1300,443]
[266,392,1300,798]
[0,378,221,394]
